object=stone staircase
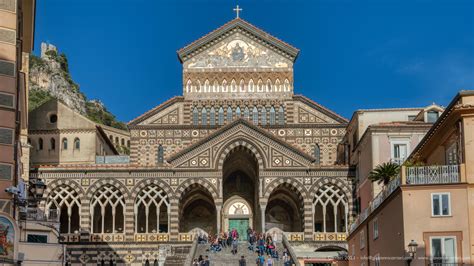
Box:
[164,245,192,266]
[193,241,286,266]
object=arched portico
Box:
[222,196,253,240]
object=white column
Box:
[322,205,326,233]
[260,205,266,232]
[334,205,337,232]
[101,206,105,233]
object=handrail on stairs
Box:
[184,234,198,266]
[282,234,301,266]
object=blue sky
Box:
[34,0,474,122]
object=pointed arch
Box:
[261,107,267,125]
[257,79,264,92]
[275,79,281,92]
[313,184,349,233]
[192,107,199,126]
[243,106,250,120]
[226,106,233,122]
[222,79,227,92]
[135,185,170,233]
[216,138,266,171]
[235,106,241,118]
[196,80,202,92]
[90,184,126,234]
[252,106,259,124]
[239,79,245,92]
[46,185,81,234]
[38,138,43,150]
[284,79,291,91]
[201,108,207,125]
[231,79,237,92]
[213,80,219,93]
[218,107,224,125]
[269,106,276,125]
[314,144,321,165]
[204,79,210,93]
[278,106,285,125]
[266,79,272,92]
[186,79,192,93]
[248,79,254,92]
[209,107,216,126]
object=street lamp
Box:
[28,178,46,207]
[407,240,418,265]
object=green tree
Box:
[368,162,400,185]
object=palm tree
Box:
[368,162,400,185]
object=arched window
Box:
[248,79,254,92]
[157,145,164,164]
[115,137,119,144]
[50,138,56,150]
[252,107,259,124]
[38,138,43,150]
[235,106,241,118]
[222,80,227,92]
[313,185,348,233]
[226,106,233,122]
[231,79,237,92]
[278,106,285,125]
[243,106,250,120]
[135,185,170,233]
[218,107,224,126]
[121,139,125,146]
[192,107,199,126]
[269,107,276,125]
[239,79,245,92]
[144,260,150,266]
[62,138,68,150]
[314,144,321,165]
[261,107,267,126]
[257,79,263,92]
[91,184,125,234]
[275,79,281,92]
[74,138,80,150]
[196,80,201,92]
[46,186,81,234]
[284,79,291,91]
[109,135,113,141]
[213,80,219,92]
[201,108,207,125]
[210,107,216,126]
[266,79,272,92]
[204,79,210,92]
[186,80,192,93]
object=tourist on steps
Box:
[239,255,247,266]
[265,255,274,266]
[256,253,265,266]
[232,237,239,255]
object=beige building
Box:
[348,90,474,265]
[28,99,123,166]
[343,105,443,212]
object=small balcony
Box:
[19,208,59,223]
[405,164,463,185]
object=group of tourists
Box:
[196,228,293,266]
[192,255,210,266]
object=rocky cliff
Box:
[29,43,127,130]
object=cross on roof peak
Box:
[233,5,243,19]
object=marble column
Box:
[216,205,222,233]
[260,205,266,233]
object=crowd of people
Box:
[194,228,293,266]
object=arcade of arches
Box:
[46,145,350,238]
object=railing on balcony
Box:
[20,208,59,222]
[407,165,460,184]
[95,155,130,164]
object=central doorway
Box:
[222,145,260,232]
[229,218,249,241]
[223,196,253,240]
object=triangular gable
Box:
[177,18,299,63]
[167,119,315,170]
[293,95,348,124]
[128,96,184,126]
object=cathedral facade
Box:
[34,18,354,264]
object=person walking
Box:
[239,255,247,266]
[265,255,274,266]
[256,253,265,266]
[202,255,210,266]
[232,237,239,255]
[192,259,199,266]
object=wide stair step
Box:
[164,245,192,266]
[193,242,285,266]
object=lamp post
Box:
[407,240,418,266]
[28,178,46,207]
